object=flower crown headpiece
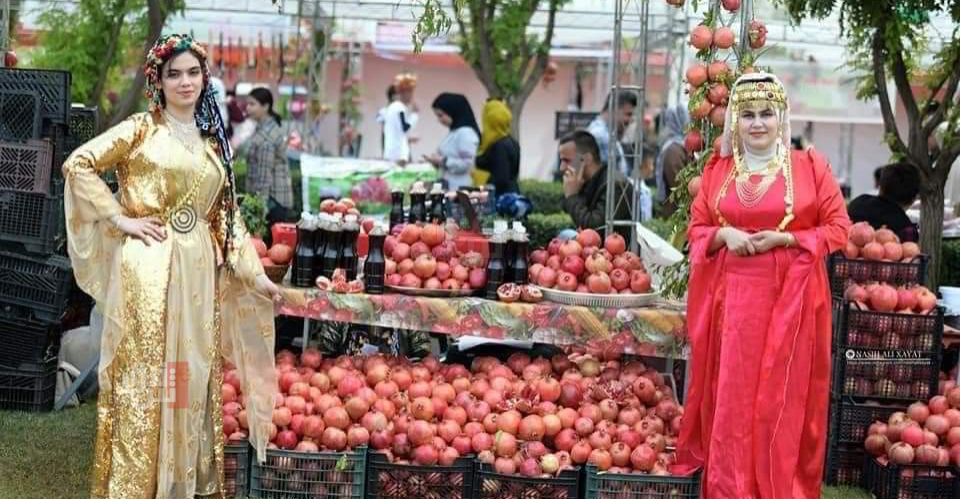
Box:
[731,80,787,112]
[143,34,210,113]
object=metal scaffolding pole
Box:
[604,0,650,250]
[603,0,625,239]
[0,0,9,68]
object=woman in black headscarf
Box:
[424,93,480,190]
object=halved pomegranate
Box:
[498,283,521,303]
[521,286,543,303]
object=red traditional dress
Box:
[676,148,850,498]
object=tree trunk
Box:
[109,0,175,126]
[920,182,945,289]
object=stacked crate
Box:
[825,253,943,489]
[0,68,95,412]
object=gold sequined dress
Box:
[62,112,278,499]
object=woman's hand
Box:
[114,216,167,246]
[750,231,793,253]
[255,274,283,304]
[719,227,756,256]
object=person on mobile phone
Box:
[559,130,633,242]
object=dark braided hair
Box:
[197,84,240,264]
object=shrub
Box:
[519,179,565,215]
[526,212,574,250]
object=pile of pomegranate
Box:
[529,229,653,295]
[843,282,938,315]
[252,238,293,268]
[247,348,684,480]
[863,387,960,468]
[384,223,488,291]
[844,223,922,264]
[221,361,249,443]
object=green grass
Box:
[0,403,97,499]
[0,403,872,499]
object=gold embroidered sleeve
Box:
[62,114,148,222]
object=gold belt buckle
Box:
[171,206,198,234]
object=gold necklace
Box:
[713,146,795,231]
[734,159,782,208]
[164,111,203,153]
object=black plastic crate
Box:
[834,353,939,403]
[0,307,61,371]
[0,89,41,142]
[0,68,71,125]
[224,441,251,498]
[0,251,72,322]
[0,189,65,254]
[473,463,580,499]
[0,139,54,194]
[824,442,866,487]
[366,452,473,499]
[829,252,928,294]
[250,447,366,499]
[832,297,944,355]
[63,106,98,160]
[584,464,701,499]
[0,356,57,411]
[828,395,906,446]
[865,455,960,499]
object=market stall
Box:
[279,289,688,355]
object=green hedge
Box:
[519,179,565,215]
[942,239,960,287]
[526,212,574,250]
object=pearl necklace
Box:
[164,110,203,153]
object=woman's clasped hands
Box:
[718,227,795,256]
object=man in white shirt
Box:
[383,73,419,165]
[587,91,637,177]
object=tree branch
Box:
[90,0,129,108]
[921,46,960,140]
[890,41,922,152]
[464,0,497,96]
[110,0,178,125]
[872,27,910,160]
[516,0,559,109]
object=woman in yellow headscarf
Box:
[474,99,520,195]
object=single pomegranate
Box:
[713,27,735,49]
[690,25,713,49]
[686,64,709,87]
[685,129,705,152]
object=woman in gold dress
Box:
[63,34,281,498]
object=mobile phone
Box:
[572,153,584,175]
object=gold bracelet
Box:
[785,232,795,248]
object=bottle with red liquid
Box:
[484,221,508,300]
[312,214,329,282]
[509,222,529,285]
[389,190,405,229]
[339,215,360,281]
[364,224,387,294]
[291,214,318,288]
[409,188,427,223]
[503,227,516,283]
[321,214,343,278]
[429,183,445,223]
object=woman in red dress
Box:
[676,73,850,498]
